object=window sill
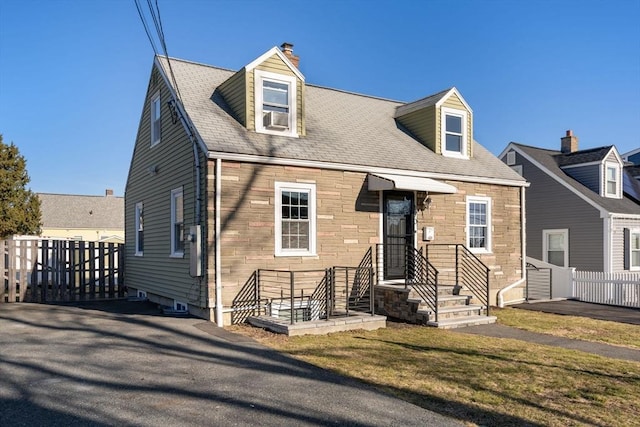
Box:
[275,252,318,258]
[135,252,143,257]
[469,248,492,255]
[170,252,184,259]
[442,151,469,160]
[256,127,299,138]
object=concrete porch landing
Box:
[247,313,387,336]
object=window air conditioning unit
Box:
[264,111,289,129]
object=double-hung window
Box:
[275,182,316,256]
[543,229,568,267]
[441,107,468,158]
[135,202,144,256]
[466,196,491,253]
[150,92,161,146]
[625,228,640,271]
[171,187,184,257]
[604,163,620,198]
[255,70,297,137]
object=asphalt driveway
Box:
[0,301,462,427]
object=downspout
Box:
[215,158,223,326]
[603,213,612,273]
[498,185,527,307]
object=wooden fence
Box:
[1,239,125,303]
[572,271,640,308]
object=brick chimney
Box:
[280,42,299,68]
[560,130,578,153]
[105,189,114,196]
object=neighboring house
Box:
[500,132,640,273]
[125,43,527,326]
[622,147,640,166]
[38,190,124,243]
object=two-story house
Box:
[501,132,640,273]
[125,44,527,329]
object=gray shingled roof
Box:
[557,146,613,167]
[38,193,124,229]
[512,143,640,215]
[157,56,525,184]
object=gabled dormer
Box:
[217,43,305,138]
[394,87,473,159]
[557,131,624,199]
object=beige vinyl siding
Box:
[612,216,640,272]
[253,54,305,135]
[518,154,604,270]
[217,69,248,126]
[125,64,208,307]
[255,54,297,77]
[395,105,437,152]
[441,93,473,158]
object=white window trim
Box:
[135,202,143,256]
[441,107,469,159]
[170,187,184,257]
[254,70,298,137]
[150,91,161,147]
[466,196,491,253]
[603,162,620,198]
[543,229,569,267]
[629,228,640,271]
[275,181,316,257]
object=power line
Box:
[134,0,158,55]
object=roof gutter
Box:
[205,151,529,188]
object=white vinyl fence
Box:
[572,271,640,308]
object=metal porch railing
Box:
[230,263,375,325]
[424,243,491,315]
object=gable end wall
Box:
[509,151,603,270]
[125,64,208,310]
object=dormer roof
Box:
[394,87,472,118]
[557,145,621,167]
[244,46,305,81]
[504,142,638,215]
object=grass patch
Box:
[229,319,640,426]
[495,307,640,349]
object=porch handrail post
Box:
[455,244,460,288]
[369,267,374,315]
[326,268,332,320]
[404,244,409,289]
[343,267,348,317]
[256,269,261,316]
[435,271,439,323]
[290,271,295,325]
[485,268,490,316]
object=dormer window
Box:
[441,107,468,158]
[255,70,298,137]
[604,163,620,198]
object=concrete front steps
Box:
[411,285,497,329]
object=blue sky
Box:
[1,0,639,196]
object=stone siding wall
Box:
[206,160,524,323]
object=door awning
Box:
[367,173,457,194]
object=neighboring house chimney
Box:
[280,42,300,68]
[105,189,114,196]
[561,130,579,153]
